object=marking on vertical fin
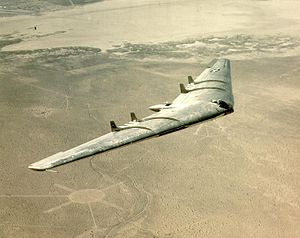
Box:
[143,116,179,122]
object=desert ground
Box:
[0,0,299,237]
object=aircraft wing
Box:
[28,58,234,170]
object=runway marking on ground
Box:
[0,180,131,236]
[39,183,126,230]
[0,223,68,228]
[54,183,76,192]
[0,194,67,198]
[0,181,126,225]
[88,203,97,228]
[101,181,125,191]
[44,201,73,213]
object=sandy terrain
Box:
[1,0,300,51]
[0,0,299,237]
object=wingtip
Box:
[28,164,47,171]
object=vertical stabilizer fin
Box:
[188,76,194,84]
[130,112,138,122]
[110,121,119,132]
[180,84,189,94]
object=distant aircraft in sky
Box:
[29,58,234,170]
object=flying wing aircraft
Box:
[28,58,234,170]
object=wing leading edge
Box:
[28,58,234,170]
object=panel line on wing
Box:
[195,79,227,84]
[187,86,226,92]
[143,116,180,122]
[117,125,153,131]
